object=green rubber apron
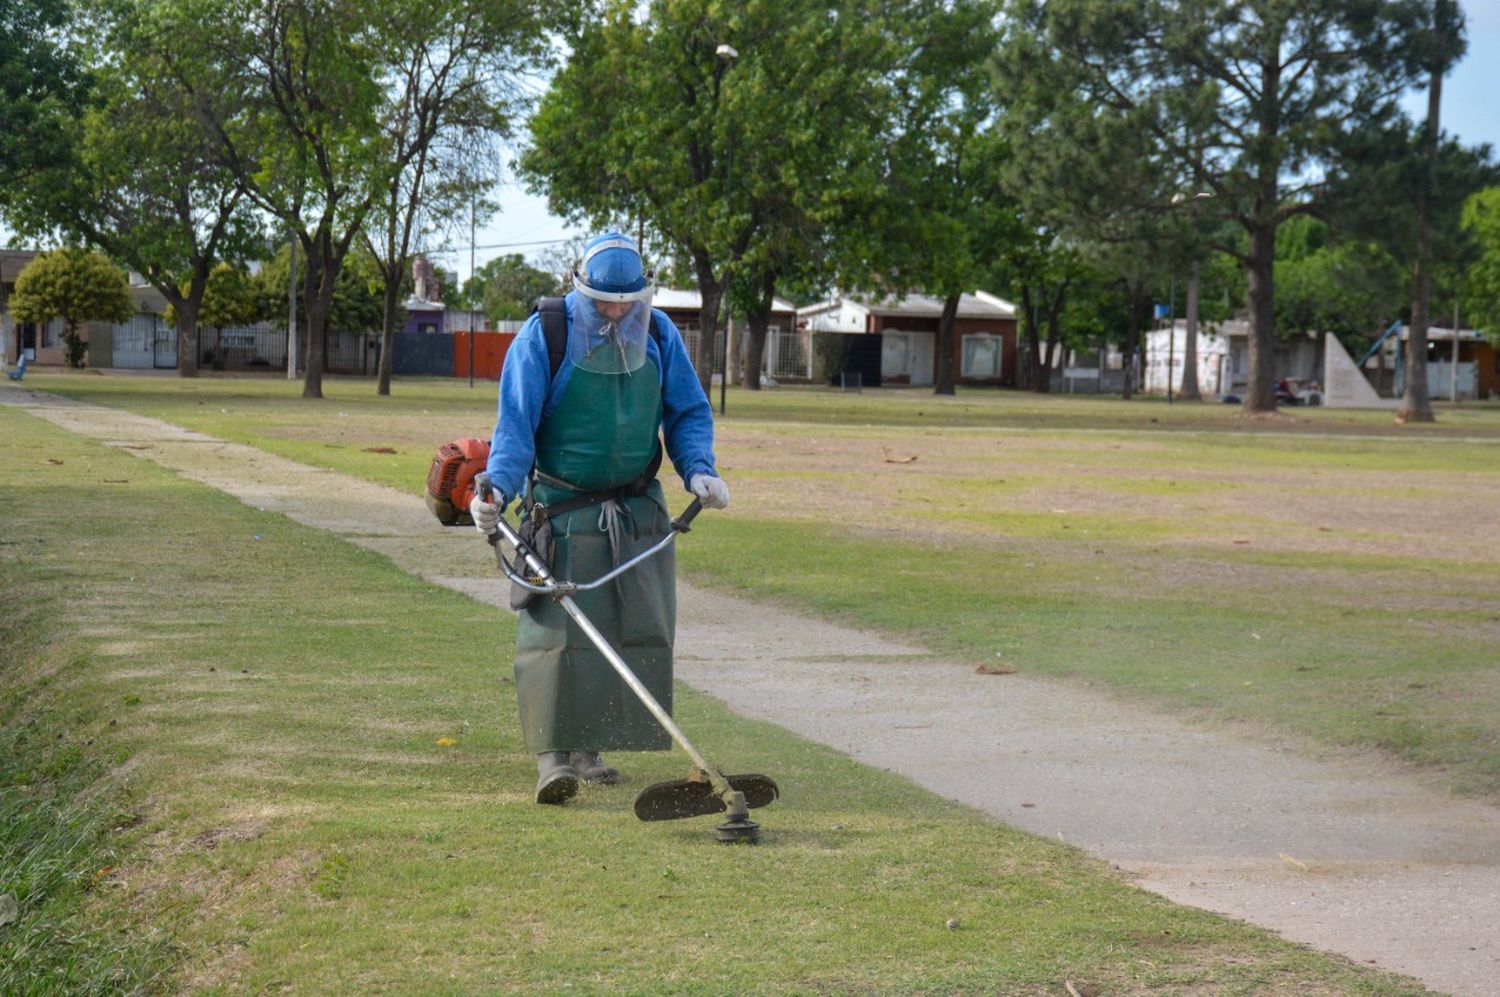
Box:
[513,357,673,753]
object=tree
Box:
[0,0,88,194]
[842,0,1011,396]
[154,0,538,397]
[251,244,383,335]
[1463,187,1500,341]
[165,262,258,329]
[9,248,133,367]
[4,0,260,378]
[1000,0,1430,414]
[463,253,562,321]
[1273,216,1406,349]
[523,0,897,394]
[359,0,545,396]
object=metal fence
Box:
[112,314,176,369]
[200,322,285,370]
[766,325,811,381]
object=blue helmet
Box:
[572,232,655,302]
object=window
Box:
[962,333,1001,378]
[42,318,65,349]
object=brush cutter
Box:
[479,483,778,843]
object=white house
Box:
[1144,319,1321,398]
[797,291,1018,387]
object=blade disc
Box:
[633,773,779,822]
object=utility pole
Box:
[468,195,476,389]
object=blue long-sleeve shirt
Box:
[485,292,718,505]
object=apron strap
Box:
[526,442,664,524]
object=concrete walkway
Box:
[5,384,1498,994]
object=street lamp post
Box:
[715,43,737,417]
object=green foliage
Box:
[998,0,1434,410]
[1461,187,1500,342]
[1273,216,1407,346]
[252,245,383,334]
[523,0,904,384]
[163,263,258,330]
[0,0,89,194]
[9,248,133,367]
[463,253,562,321]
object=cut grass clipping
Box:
[0,393,1428,990]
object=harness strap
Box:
[525,443,664,524]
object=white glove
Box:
[469,492,502,534]
[689,473,730,510]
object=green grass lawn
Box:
[0,398,1427,992]
[23,371,1500,803]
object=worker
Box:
[470,232,729,804]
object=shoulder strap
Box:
[534,296,666,381]
[535,296,568,379]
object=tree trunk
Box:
[1018,285,1040,391]
[301,246,328,399]
[377,276,400,396]
[728,319,743,386]
[175,297,201,378]
[691,256,722,396]
[934,291,960,396]
[1121,291,1150,401]
[1243,221,1278,413]
[1399,19,1446,424]
[1178,261,1202,401]
[743,271,776,391]
[1037,282,1068,394]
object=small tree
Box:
[10,248,133,367]
[1463,187,1500,341]
[464,253,563,321]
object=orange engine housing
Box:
[424,437,492,526]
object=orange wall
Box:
[453,331,516,380]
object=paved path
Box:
[6,384,1498,994]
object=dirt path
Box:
[6,384,1498,995]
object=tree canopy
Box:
[999,0,1435,412]
[10,248,134,367]
[463,253,562,321]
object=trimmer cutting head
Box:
[633,773,779,823]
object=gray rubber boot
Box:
[535,751,580,805]
[569,751,622,785]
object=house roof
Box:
[653,286,797,314]
[799,290,1017,324]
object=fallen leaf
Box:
[436,736,457,747]
[41,458,63,465]
[363,446,398,454]
[1278,852,1308,870]
[0,893,17,926]
[883,454,918,464]
[102,479,130,484]
[975,663,1019,675]
[1232,539,1251,544]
